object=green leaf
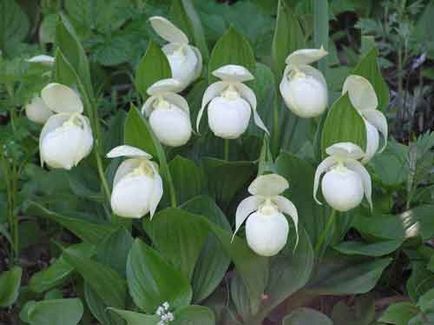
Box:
[0,266,22,307]
[63,249,127,309]
[352,213,406,241]
[29,242,95,293]
[333,239,402,257]
[307,257,392,295]
[283,307,333,325]
[352,48,389,111]
[170,0,209,61]
[169,156,204,204]
[313,0,329,75]
[143,207,209,279]
[53,48,78,87]
[126,239,192,313]
[261,226,314,315]
[208,26,255,81]
[201,158,256,209]
[174,305,215,325]
[20,298,83,325]
[271,0,304,76]
[407,261,434,301]
[26,201,116,245]
[182,196,231,303]
[84,284,123,325]
[418,288,434,312]
[0,0,30,55]
[379,302,419,325]
[55,14,92,93]
[134,40,171,99]
[321,93,366,155]
[108,308,159,325]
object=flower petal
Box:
[273,195,299,246]
[41,83,83,114]
[147,78,183,96]
[248,174,289,197]
[313,156,337,204]
[285,46,328,66]
[191,46,203,81]
[141,96,157,117]
[163,93,190,113]
[233,196,263,239]
[149,172,163,219]
[362,109,388,153]
[39,114,70,166]
[345,160,373,210]
[149,16,189,45]
[326,142,365,160]
[106,145,152,159]
[27,55,54,65]
[342,75,378,111]
[236,83,269,135]
[212,64,254,82]
[196,81,227,133]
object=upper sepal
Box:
[149,16,189,45]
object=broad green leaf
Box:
[20,298,83,325]
[182,196,231,303]
[418,288,434,312]
[379,302,419,325]
[134,40,171,99]
[208,26,255,81]
[143,207,209,279]
[26,201,116,245]
[174,305,215,325]
[230,272,252,320]
[352,48,389,111]
[307,256,392,295]
[428,255,434,273]
[169,156,204,204]
[321,93,366,155]
[95,227,133,277]
[271,0,304,77]
[55,14,92,93]
[283,307,332,325]
[85,284,123,325]
[0,0,29,55]
[29,242,95,293]
[407,261,434,301]
[261,226,314,315]
[108,308,158,325]
[406,205,434,240]
[53,48,77,87]
[201,158,255,209]
[0,266,22,307]
[352,213,406,241]
[63,249,127,309]
[331,296,376,325]
[333,239,402,257]
[126,239,192,313]
[170,0,209,61]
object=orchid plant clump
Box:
[4,2,418,324]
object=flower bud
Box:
[280,69,328,118]
[207,90,251,139]
[107,145,163,219]
[246,209,289,256]
[25,96,53,124]
[40,115,93,169]
[321,167,364,212]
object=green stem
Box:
[224,139,230,161]
[314,209,337,256]
[272,102,280,154]
[166,166,177,208]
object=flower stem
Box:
[314,209,336,257]
[224,139,230,161]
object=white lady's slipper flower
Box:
[234,174,298,257]
[26,55,55,66]
[39,83,93,169]
[279,47,328,118]
[150,16,202,90]
[141,79,192,147]
[314,142,372,212]
[107,145,163,219]
[25,96,53,124]
[197,64,269,139]
[342,75,388,163]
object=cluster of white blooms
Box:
[156,302,175,325]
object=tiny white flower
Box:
[234,174,298,257]
[150,16,202,90]
[141,79,192,147]
[197,64,269,139]
[314,142,372,212]
[27,54,55,66]
[342,75,388,163]
[107,145,163,219]
[39,83,93,169]
[25,96,53,124]
[279,47,328,118]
